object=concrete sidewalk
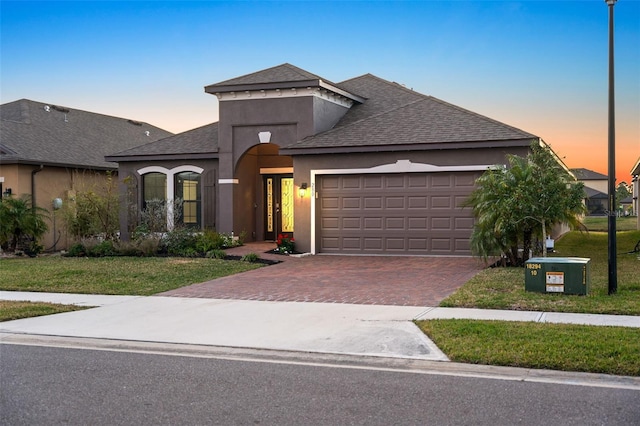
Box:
[1,291,639,362]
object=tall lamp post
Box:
[606,0,617,294]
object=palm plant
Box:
[0,195,49,252]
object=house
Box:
[632,157,640,229]
[107,63,547,256]
[571,168,609,216]
[0,99,173,250]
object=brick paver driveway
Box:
[160,243,484,306]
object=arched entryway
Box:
[234,143,293,242]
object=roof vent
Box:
[44,105,50,112]
[51,105,70,113]
[128,119,143,126]
[145,131,150,136]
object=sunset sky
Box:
[2,1,638,183]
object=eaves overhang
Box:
[205,79,365,104]
[0,157,117,171]
[279,138,535,156]
[105,152,219,163]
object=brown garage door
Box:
[318,172,480,255]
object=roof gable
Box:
[1,99,173,169]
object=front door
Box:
[264,175,294,241]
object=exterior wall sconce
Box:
[2,188,11,197]
[258,131,271,144]
[298,183,308,198]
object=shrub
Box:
[66,243,87,257]
[206,249,227,259]
[162,226,198,256]
[195,229,225,253]
[241,252,260,263]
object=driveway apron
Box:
[160,243,484,306]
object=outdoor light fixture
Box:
[2,188,11,197]
[298,183,308,198]
[258,131,271,144]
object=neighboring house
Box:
[571,168,609,216]
[107,63,552,256]
[0,99,173,250]
[632,157,640,229]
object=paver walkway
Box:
[160,243,484,306]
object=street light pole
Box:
[606,0,617,295]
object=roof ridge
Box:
[339,73,429,99]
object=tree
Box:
[0,195,49,252]
[465,141,586,266]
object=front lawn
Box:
[0,300,88,322]
[0,256,262,295]
[440,230,640,315]
[416,319,640,377]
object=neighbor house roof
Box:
[0,99,173,169]
[584,187,608,199]
[106,122,219,162]
[571,168,608,180]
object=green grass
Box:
[0,256,262,295]
[440,230,640,315]
[0,300,88,322]
[583,215,638,232]
[416,319,640,376]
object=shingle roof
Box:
[208,63,327,88]
[1,99,173,169]
[283,74,537,152]
[584,187,607,199]
[571,168,608,180]
[106,122,218,160]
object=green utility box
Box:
[524,257,590,295]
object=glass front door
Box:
[264,175,294,240]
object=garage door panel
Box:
[408,196,427,209]
[363,217,383,229]
[322,197,340,209]
[408,217,428,230]
[318,172,479,255]
[342,217,362,229]
[364,197,383,209]
[386,197,405,209]
[363,238,383,250]
[386,217,405,229]
[431,196,452,209]
[342,197,361,209]
[385,175,405,188]
[431,217,452,230]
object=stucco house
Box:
[0,99,173,250]
[570,168,610,216]
[107,63,548,256]
[631,157,640,229]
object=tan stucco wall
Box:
[1,164,115,251]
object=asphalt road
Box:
[1,342,639,425]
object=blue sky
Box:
[1,1,639,181]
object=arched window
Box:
[138,166,203,231]
[143,172,167,206]
[175,171,201,227]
